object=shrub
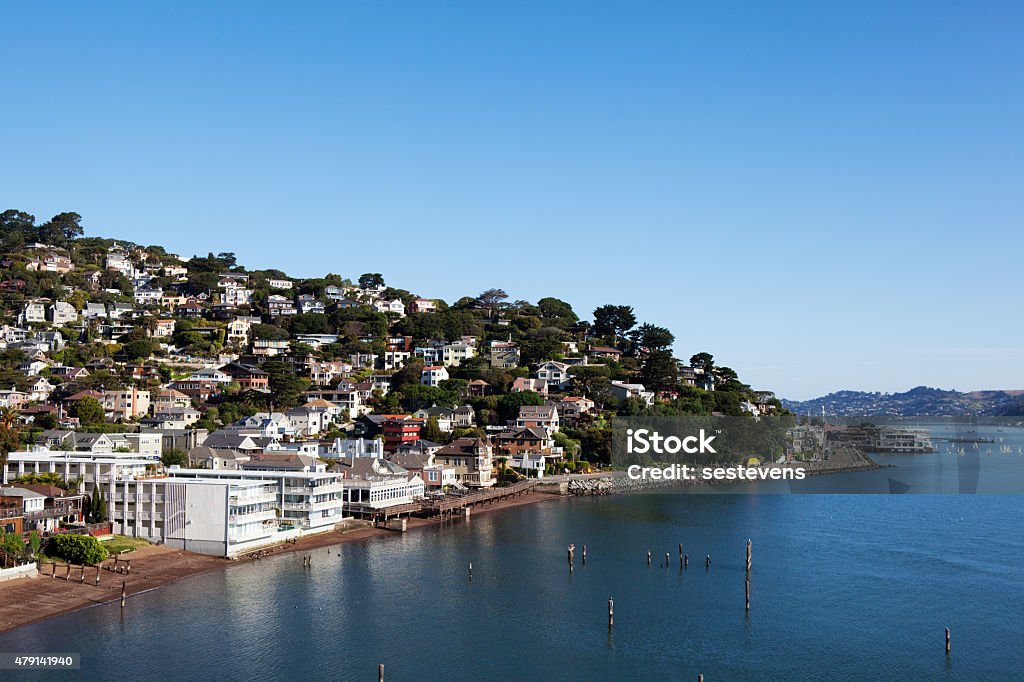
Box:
[46,534,109,565]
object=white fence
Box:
[0,562,38,582]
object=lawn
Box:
[100,535,152,555]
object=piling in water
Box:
[379,663,384,681]
[706,554,711,568]
[684,554,689,568]
[746,539,752,573]
[120,581,126,609]
[647,550,652,565]
[946,627,951,655]
[608,597,614,629]
[745,577,750,611]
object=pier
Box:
[355,480,543,526]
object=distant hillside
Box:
[782,386,1024,417]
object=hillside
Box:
[782,386,1024,417]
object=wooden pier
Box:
[357,480,542,525]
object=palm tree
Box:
[0,406,18,430]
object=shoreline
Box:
[0,455,879,636]
[0,489,561,636]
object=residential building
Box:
[442,342,476,367]
[433,438,495,488]
[512,378,548,395]
[516,405,560,433]
[489,340,520,368]
[420,365,449,387]
[609,380,656,406]
[407,298,437,314]
[534,360,572,391]
[335,458,425,514]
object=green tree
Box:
[592,305,636,343]
[537,297,578,323]
[640,350,680,391]
[161,448,188,467]
[497,391,546,423]
[89,487,101,523]
[1,530,24,563]
[28,531,41,557]
[71,396,106,426]
[424,417,445,443]
[46,535,109,565]
[476,288,508,319]
[358,273,385,288]
[37,211,85,245]
[629,324,675,353]
[689,352,714,372]
[95,489,108,523]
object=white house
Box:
[535,361,572,391]
[442,342,476,367]
[420,366,449,387]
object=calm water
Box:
[3,432,1024,681]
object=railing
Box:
[228,510,277,524]
[229,492,278,505]
[281,499,341,512]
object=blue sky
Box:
[2,2,1021,399]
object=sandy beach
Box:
[0,488,560,635]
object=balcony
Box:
[229,492,278,505]
[228,509,277,525]
[282,499,341,512]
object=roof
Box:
[496,427,550,442]
[188,446,249,461]
[518,405,557,418]
[16,484,86,499]
[334,457,409,479]
[435,438,489,457]
[0,487,46,500]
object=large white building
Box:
[3,451,155,487]
[166,468,345,533]
[110,477,281,556]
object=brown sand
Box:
[0,489,561,634]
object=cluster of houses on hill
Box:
[0,242,781,558]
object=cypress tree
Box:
[89,487,100,523]
[96,489,108,523]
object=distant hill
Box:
[781,386,1024,417]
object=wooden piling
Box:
[706,554,711,568]
[582,545,587,564]
[684,554,688,568]
[746,539,752,573]
[568,544,575,572]
[647,550,652,565]
[608,597,614,629]
[378,663,384,681]
[120,581,126,609]
[698,675,703,682]
[665,552,670,567]
[468,562,472,579]
[745,577,750,611]
[946,627,951,655]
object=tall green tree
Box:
[592,305,636,343]
[358,273,385,288]
[71,396,106,426]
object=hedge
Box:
[46,534,109,566]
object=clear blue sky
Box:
[3,2,1022,399]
